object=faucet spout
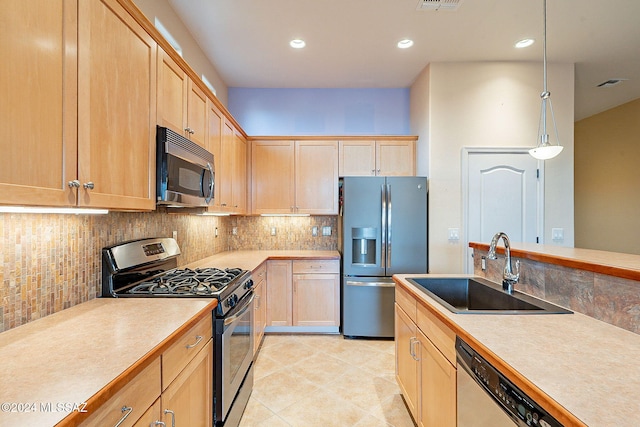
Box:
[487,232,520,294]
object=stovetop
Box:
[101,238,253,316]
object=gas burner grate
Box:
[127,267,246,296]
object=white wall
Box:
[133,0,229,106]
[411,62,575,273]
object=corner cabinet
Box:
[395,285,456,427]
[339,138,416,177]
[251,140,339,215]
[1,0,157,210]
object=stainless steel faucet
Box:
[487,232,520,294]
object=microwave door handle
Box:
[205,162,214,204]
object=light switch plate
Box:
[448,228,459,241]
[552,228,564,241]
[322,226,332,236]
[312,226,318,236]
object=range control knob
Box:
[244,279,254,290]
[225,294,239,308]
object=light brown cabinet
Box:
[253,262,267,356]
[339,139,416,176]
[217,122,247,214]
[251,140,339,215]
[266,259,340,331]
[395,285,456,427]
[1,0,157,210]
[206,101,224,211]
[157,48,208,148]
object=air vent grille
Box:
[416,0,462,11]
[597,79,628,88]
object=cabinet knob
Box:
[83,182,95,190]
[67,180,80,188]
[184,127,195,135]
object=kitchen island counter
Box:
[0,297,216,427]
[394,273,640,427]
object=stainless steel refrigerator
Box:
[342,176,428,338]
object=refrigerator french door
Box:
[342,176,428,338]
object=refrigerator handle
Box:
[381,184,387,269]
[387,184,392,268]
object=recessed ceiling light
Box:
[290,39,306,49]
[397,39,414,49]
[515,38,535,48]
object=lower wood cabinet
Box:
[253,262,267,356]
[266,259,340,332]
[395,285,456,427]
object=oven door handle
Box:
[224,293,255,326]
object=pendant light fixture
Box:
[529,0,563,160]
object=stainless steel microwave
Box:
[156,126,214,207]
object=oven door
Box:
[214,291,255,425]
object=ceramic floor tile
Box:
[241,334,413,427]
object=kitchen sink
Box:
[406,277,572,314]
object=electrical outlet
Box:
[322,226,332,236]
[448,228,459,241]
[172,230,177,240]
[215,227,218,237]
[312,226,318,236]
[552,228,564,241]
[232,227,238,236]
[270,227,277,236]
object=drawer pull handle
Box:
[185,335,203,349]
[114,406,132,427]
[152,422,166,427]
[164,409,176,427]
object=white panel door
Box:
[465,150,540,272]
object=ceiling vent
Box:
[597,78,628,88]
[416,0,462,12]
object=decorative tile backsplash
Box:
[473,249,640,334]
[0,212,339,332]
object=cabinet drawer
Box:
[162,316,212,390]
[416,302,456,365]
[292,259,340,274]
[80,358,161,427]
[395,285,417,322]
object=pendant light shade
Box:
[529,0,562,160]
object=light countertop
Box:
[0,249,339,426]
[394,273,640,427]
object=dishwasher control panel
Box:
[456,338,563,427]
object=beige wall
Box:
[133,0,229,106]
[411,62,575,273]
[575,98,640,254]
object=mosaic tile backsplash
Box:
[0,212,338,332]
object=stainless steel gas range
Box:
[101,237,254,427]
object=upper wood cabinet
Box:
[251,140,338,215]
[157,49,207,148]
[217,121,247,214]
[0,0,158,210]
[206,101,224,211]
[339,138,416,176]
[77,0,157,210]
[0,0,78,207]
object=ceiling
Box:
[168,0,640,120]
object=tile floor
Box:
[238,334,415,427]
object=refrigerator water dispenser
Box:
[351,227,377,266]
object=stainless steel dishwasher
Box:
[456,338,563,427]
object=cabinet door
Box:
[162,342,213,427]
[295,141,339,214]
[266,260,292,326]
[187,80,208,148]
[207,101,223,211]
[293,274,340,326]
[418,330,456,427]
[77,0,157,210]
[0,0,77,206]
[376,140,415,176]
[251,140,295,214]
[157,48,187,136]
[339,140,376,176]
[219,122,234,210]
[232,131,248,214]
[395,304,419,421]
[133,399,161,427]
[253,276,266,356]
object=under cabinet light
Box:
[260,214,310,217]
[0,206,109,215]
